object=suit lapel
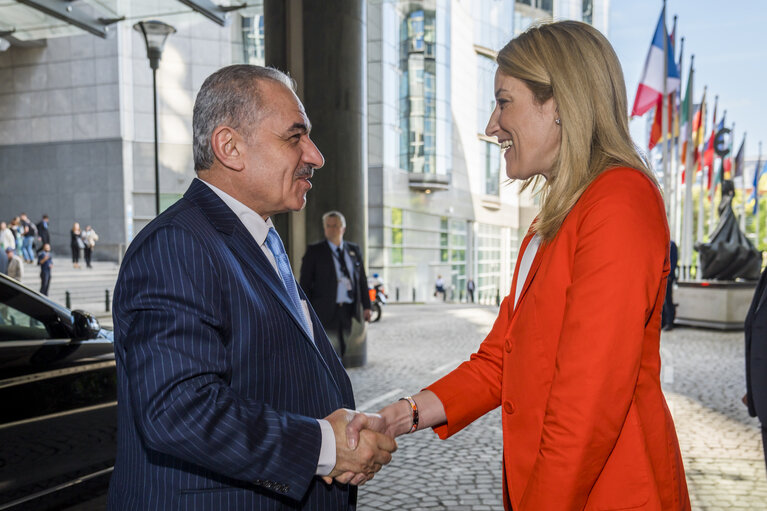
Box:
[185,180,342,393]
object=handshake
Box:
[321,401,409,486]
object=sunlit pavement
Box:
[352,303,767,510]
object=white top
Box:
[199,179,334,476]
[0,227,15,250]
[326,240,355,304]
[514,234,542,309]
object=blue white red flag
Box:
[631,8,681,117]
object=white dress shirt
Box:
[199,179,335,476]
[326,240,355,304]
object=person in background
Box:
[0,221,14,275]
[81,225,99,269]
[9,217,23,252]
[434,275,446,301]
[744,264,767,470]
[19,213,36,263]
[662,240,678,331]
[38,243,52,295]
[37,214,51,248]
[349,20,690,510]
[70,222,83,268]
[300,211,372,360]
[466,278,476,303]
[5,248,23,281]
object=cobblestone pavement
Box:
[351,304,767,511]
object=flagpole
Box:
[731,121,736,231]
[682,59,695,280]
[661,1,671,220]
[740,132,747,232]
[673,35,684,246]
[708,95,719,236]
[756,141,762,247]
[697,90,708,256]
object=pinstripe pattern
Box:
[107,179,356,510]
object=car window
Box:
[0,302,48,341]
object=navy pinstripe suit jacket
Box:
[107,179,357,510]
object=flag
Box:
[705,118,723,188]
[680,63,693,165]
[733,136,746,178]
[691,90,706,170]
[649,93,676,150]
[631,8,681,117]
[751,157,763,215]
[704,132,716,189]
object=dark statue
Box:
[695,180,762,280]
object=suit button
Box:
[504,338,513,352]
[503,400,516,414]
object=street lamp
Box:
[133,20,176,216]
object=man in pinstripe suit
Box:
[107,65,396,510]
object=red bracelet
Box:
[399,396,419,433]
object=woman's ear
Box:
[210,126,245,171]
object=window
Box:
[400,7,437,174]
[476,53,500,195]
[391,208,404,264]
[481,140,500,196]
[241,14,265,65]
[0,289,49,342]
[582,0,594,25]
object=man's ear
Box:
[211,126,245,171]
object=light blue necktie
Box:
[265,227,312,338]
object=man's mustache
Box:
[295,167,314,179]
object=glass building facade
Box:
[368,0,609,303]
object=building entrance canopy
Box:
[0,0,251,46]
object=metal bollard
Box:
[105,289,111,312]
[395,287,399,301]
[412,288,416,302]
[496,288,501,306]
[65,291,71,309]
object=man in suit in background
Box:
[300,211,371,360]
[108,65,395,511]
[36,215,50,248]
[745,265,767,470]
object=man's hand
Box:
[363,308,372,322]
[322,409,397,486]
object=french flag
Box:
[631,9,680,118]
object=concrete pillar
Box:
[265,0,369,367]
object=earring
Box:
[555,118,561,125]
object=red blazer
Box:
[428,168,690,510]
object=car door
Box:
[0,280,116,510]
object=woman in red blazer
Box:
[346,20,690,510]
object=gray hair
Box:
[322,211,346,228]
[192,65,296,171]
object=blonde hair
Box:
[497,20,655,240]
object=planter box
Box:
[674,280,757,330]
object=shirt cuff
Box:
[315,419,336,476]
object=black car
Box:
[0,273,115,510]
